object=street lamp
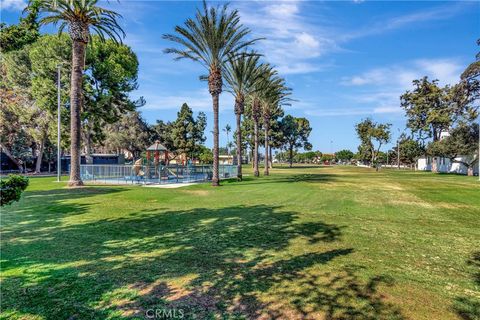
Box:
[57,65,61,182]
[397,128,405,170]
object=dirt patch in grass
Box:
[181,189,210,196]
[435,202,473,210]
[389,199,434,209]
[119,281,219,318]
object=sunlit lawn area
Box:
[1,166,479,319]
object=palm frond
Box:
[163,0,262,72]
[28,0,125,43]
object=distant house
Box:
[417,156,478,175]
[219,155,234,165]
[416,130,478,176]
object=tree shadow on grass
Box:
[225,174,338,186]
[2,202,404,319]
[1,187,126,236]
[454,252,480,320]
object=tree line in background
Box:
[353,40,479,174]
[1,0,313,185]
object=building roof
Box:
[147,140,168,151]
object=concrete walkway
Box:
[142,182,199,188]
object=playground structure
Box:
[80,163,237,184]
[79,141,238,185]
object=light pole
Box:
[397,139,400,170]
[57,65,61,182]
[397,128,404,170]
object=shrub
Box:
[0,175,29,206]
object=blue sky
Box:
[2,0,479,153]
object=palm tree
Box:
[261,75,290,176]
[224,52,261,180]
[163,1,259,186]
[31,0,124,186]
[223,124,231,155]
[248,63,274,177]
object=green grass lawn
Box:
[1,166,479,319]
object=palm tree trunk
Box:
[253,120,259,177]
[235,112,242,180]
[68,39,85,187]
[264,122,269,176]
[212,94,220,186]
[269,145,273,169]
[289,146,293,168]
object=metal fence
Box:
[79,164,237,185]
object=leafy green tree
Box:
[151,120,175,152]
[2,34,139,172]
[0,175,29,206]
[280,115,312,167]
[268,118,284,168]
[428,123,479,175]
[171,103,207,161]
[295,151,317,163]
[163,1,259,186]
[401,77,477,143]
[32,0,125,187]
[400,77,448,143]
[102,111,151,159]
[198,145,213,164]
[28,34,71,172]
[0,63,34,172]
[0,0,40,52]
[335,149,354,162]
[321,154,335,163]
[459,39,480,118]
[261,70,289,176]
[355,118,391,168]
[396,137,424,166]
[83,38,141,157]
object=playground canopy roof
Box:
[147,140,168,151]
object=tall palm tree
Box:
[224,52,261,180]
[261,75,290,176]
[163,1,259,186]
[31,0,124,186]
[223,124,231,155]
[248,63,274,177]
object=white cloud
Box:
[342,58,463,88]
[1,0,25,11]
[337,58,464,118]
[415,59,463,85]
[304,106,400,117]
[342,2,473,41]
[295,32,320,50]
[236,1,470,76]
[237,1,338,75]
[373,106,402,114]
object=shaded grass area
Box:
[1,166,479,319]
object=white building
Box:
[416,155,478,175]
[416,129,479,176]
